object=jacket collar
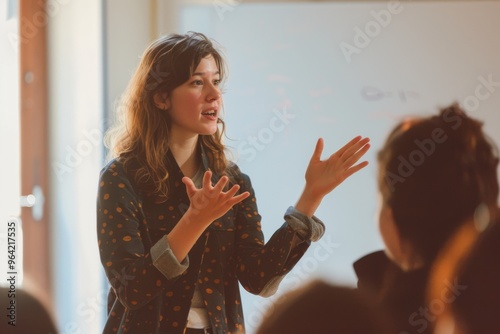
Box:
[165,138,221,183]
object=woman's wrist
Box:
[182,207,213,230]
[294,186,323,218]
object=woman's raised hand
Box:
[168,172,249,262]
[182,170,250,225]
[295,136,370,217]
[307,136,370,196]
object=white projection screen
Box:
[179,1,500,332]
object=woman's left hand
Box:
[295,136,370,217]
[306,136,370,197]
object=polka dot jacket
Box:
[97,147,325,334]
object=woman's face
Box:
[166,55,222,138]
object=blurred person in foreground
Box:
[429,207,500,334]
[0,287,58,334]
[353,104,499,334]
[255,280,392,334]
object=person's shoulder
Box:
[354,250,390,271]
[227,162,252,185]
[100,157,126,177]
[353,250,393,289]
[98,157,145,201]
[99,157,138,187]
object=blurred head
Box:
[377,104,498,269]
[0,287,58,333]
[256,280,392,334]
[105,32,231,199]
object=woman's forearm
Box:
[166,209,212,262]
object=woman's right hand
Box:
[182,170,250,226]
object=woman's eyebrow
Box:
[192,71,220,76]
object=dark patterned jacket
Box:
[97,148,323,334]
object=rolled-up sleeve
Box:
[151,235,189,280]
[97,161,187,310]
[234,171,313,297]
[284,206,325,242]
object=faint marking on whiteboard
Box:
[361,86,420,103]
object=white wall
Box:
[105,0,152,127]
[48,0,104,333]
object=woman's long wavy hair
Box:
[105,32,232,200]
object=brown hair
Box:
[105,32,231,200]
[377,103,499,263]
[256,280,392,334]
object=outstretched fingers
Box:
[333,135,363,159]
[203,170,213,190]
[323,136,370,183]
[223,183,241,198]
[203,172,250,207]
[227,190,251,206]
[310,138,324,162]
[220,182,250,205]
[182,176,198,197]
[342,140,371,168]
[331,137,369,165]
[343,161,370,180]
[183,169,251,222]
[213,175,229,193]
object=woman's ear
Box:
[153,91,170,110]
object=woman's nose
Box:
[207,85,221,101]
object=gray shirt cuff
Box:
[284,206,325,242]
[151,235,189,280]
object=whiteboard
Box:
[179,1,500,332]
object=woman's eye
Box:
[213,79,221,86]
[193,80,203,85]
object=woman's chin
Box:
[199,126,219,136]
